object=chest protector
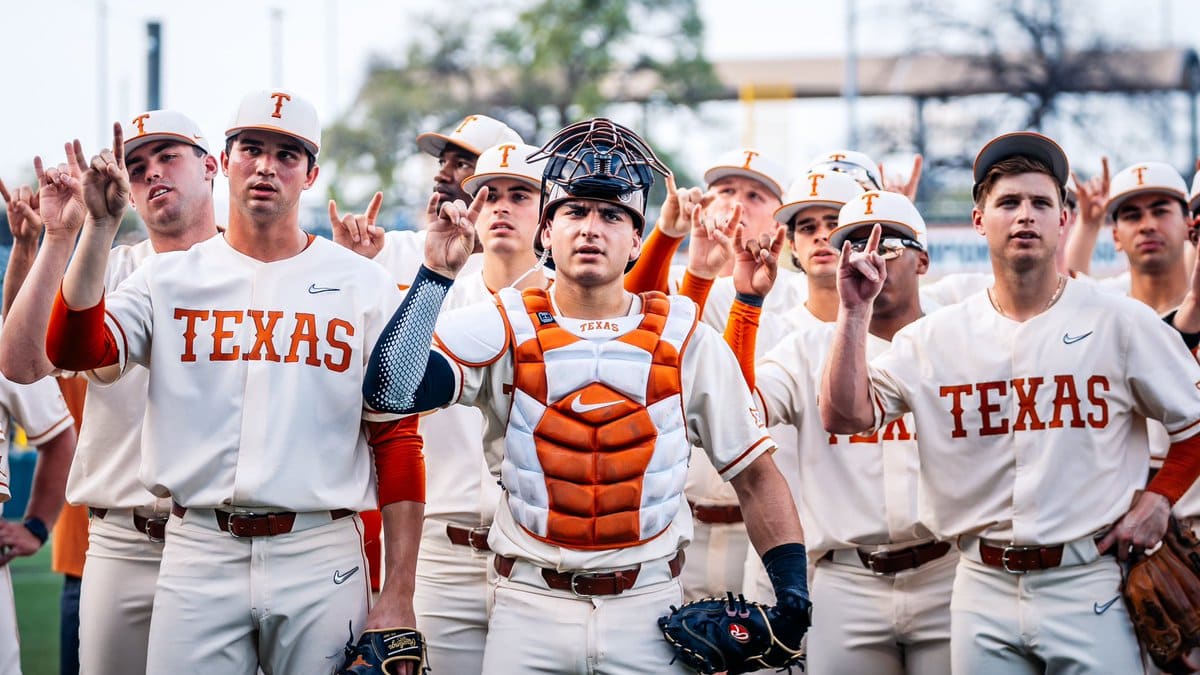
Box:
[497,287,697,550]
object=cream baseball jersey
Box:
[0,362,73,504]
[757,322,932,559]
[375,229,483,290]
[865,280,1200,543]
[99,234,402,511]
[66,239,170,509]
[430,290,773,570]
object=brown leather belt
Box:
[171,503,354,538]
[494,550,685,596]
[446,524,491,552]
[689,501,743,524]
[977,539,1110,573]
[90,507,168,543]
[821,541,953,575]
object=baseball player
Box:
[727,190,956,674]
[331,141,548,674]
[362,118,811,674]
[0,110,220,675]
[821,131,1200,673]
[35,90,426,674]
[0,360,76,675]
[333,114,520,283]
[624,148,797,600]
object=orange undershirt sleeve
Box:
[677,271,715,315]
[723,298,762,390]
[625,227,684,294]
[1147,434,1200,505]
[46,287,120,371]
[366,416,426,505]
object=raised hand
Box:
[1071,156,1110,227]
[329,191,385,258]
[685,203,738,280]
[658,173,712,238]
[881,154,923,201]
[731,221,786,297]
[0,177,43,245]
[424,186,487,278]
[837,224,887,312]
[35,149,86,240]
[80,123,130,224]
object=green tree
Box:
[322,0,718,222]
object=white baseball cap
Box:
[123,110,210,155]
[973,131,1069,200]
[773,171,864,225]
[807,150,883,191]
[225,90,321,157]
[703,148,788,199]
[830,190,928,251]
[461,143,545,196]
[1105,162,1188,220]
[416,115,522,159]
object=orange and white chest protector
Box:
[497,287,698,550]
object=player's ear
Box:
[629,226,643,263]
[303,164,320,190]
[971,207,985,236]
[203,154,219,181]
[1111,223,1124,252]
[915,250,930,275]
[220,152,230,177]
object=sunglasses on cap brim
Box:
[810,161,881,190]
[846,235,925,260]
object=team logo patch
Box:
[536,311,555,325]
[729,623,750,643]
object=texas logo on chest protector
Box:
[498,287,698,549]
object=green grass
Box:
[11,545,61,675]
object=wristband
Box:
[22,517,48,546]
[734,292,765,308]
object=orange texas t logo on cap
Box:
[808,173,825,196]
[1133,166,1148,186]
[741,150,759,169]
[498,144,516,168]
[132,113,151,136]
[269,92,292,119]
[862,192,879,215]
[456,115,480,133]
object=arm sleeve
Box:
[366,416,425,505]
[1127,306,1200,442]
[363,266,458,414]
[676,271,714,315]
[723,295,762,390]
[624,227,684,294]
[46,289,121,372]
[1147,434,1200,505]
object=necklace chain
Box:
[989,274,1066,318]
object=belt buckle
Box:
[467,526,490,553]
[865,549,891,576]
[144,516,168,543]
[569,571,597,598]
[226,512,263,538]
[1001,544,1034,574]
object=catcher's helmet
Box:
[528,118,669,270]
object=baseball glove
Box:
[335,627,428,674]
[1123,517,1200,674]
[658,592,808,674]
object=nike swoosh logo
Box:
[1093,595,1120,615]
[333,566,359,585]
[1063,331,1093,345]
[569,393,623,414]
[308,284,340,294]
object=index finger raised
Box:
[327,199,343,229]
[365,191,384,225]
[112,122,125,168]
[0,177,10,204]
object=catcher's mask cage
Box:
[527,118,669,270]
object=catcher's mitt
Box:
[658,592,808,674]
[1123,517,1200,675]
[335,627,428,675]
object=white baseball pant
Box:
[0,564,17,675]
[146,509,369,674]
[78,511,165,675]
[680,518,749,600]
[481,557,692,674]
[951,538,1142,674]
[807,549,955,674]
[413,518,492,675]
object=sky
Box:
[1,0,1196,223]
